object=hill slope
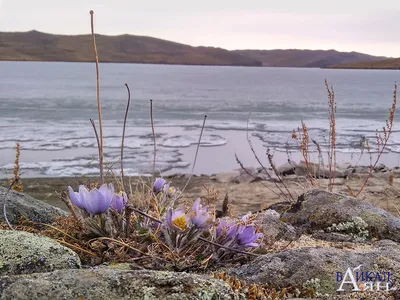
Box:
[0,30,262,66]
[0,31,389,68]
[328,58,400,69]
[233,49,387,68]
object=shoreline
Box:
[1,60,396,70]
[2,161,400,217]
[2,125,400,178]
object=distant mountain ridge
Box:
[0,30,391,68]
[327,58,400,69]
[233,49,388,68]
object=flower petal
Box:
[67,186,84,209]
[83,189,110,215]
[192,198,201,212]
[110,194,124,212]
[245,242,260,248]
[108,183,115,195]
[238,226,258,245]
[98,183,113,201]
[153,178,166,194]
[192,212,208,228]
[166,208,173,228]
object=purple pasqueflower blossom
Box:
[163,183,176,198]
[166,206,190,231]
[153,178,166,194]
[216,219,237,241]
[236,225,263,248]
[191,198,211,229]
[110,191,127,212]
[68,183,113,215]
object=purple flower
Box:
[216,219,237,240]
[191,198,211,229]
[237,225,263,248]
[68,185,86,210]
[166,206,190,231]
[111,192,127,212]
[163,183,176,198]
[153,178,166,194]
[68,183,113,215]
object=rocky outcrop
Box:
[281,190,400,242]
[229,239,400,295]
[294,161,353,179]
[0,230,80,276]
[0,268,237,300]
[0,187,68,225]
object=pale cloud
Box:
[0,0,399,57]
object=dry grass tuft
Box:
[8,143,23,192]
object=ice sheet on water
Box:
[0,147,190,176]
[160,134,227,147]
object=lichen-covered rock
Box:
[0,187,68,225]
[0,268,238,300]
[0,230,80,276]
[258,210,298,243]
[229,240,400,295]
[281,190,400,242]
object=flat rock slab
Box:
[229,239,400,295]
[0,230,81,276]
[281,190,400,242]
[0,187,68,225]
[0,268,237,300]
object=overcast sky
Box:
[0,0,399,57]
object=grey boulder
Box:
[229,239,400,295]
[281,190,400,242]
[0,187,68,225]
[0,230,81,276]
[0,268,237,300]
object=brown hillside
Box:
[0,31,390,68]
[0,30,262,66]
[234,49,387,68]
[328,58,400,69]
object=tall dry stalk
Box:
[292,121,315,186]
[150,99,156,177]
[355,83,397,197]
[325,80,336,191]
[238,113,295,202]
[176,115,207,198]
[120,83,131,183]
[90,10,104,184]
